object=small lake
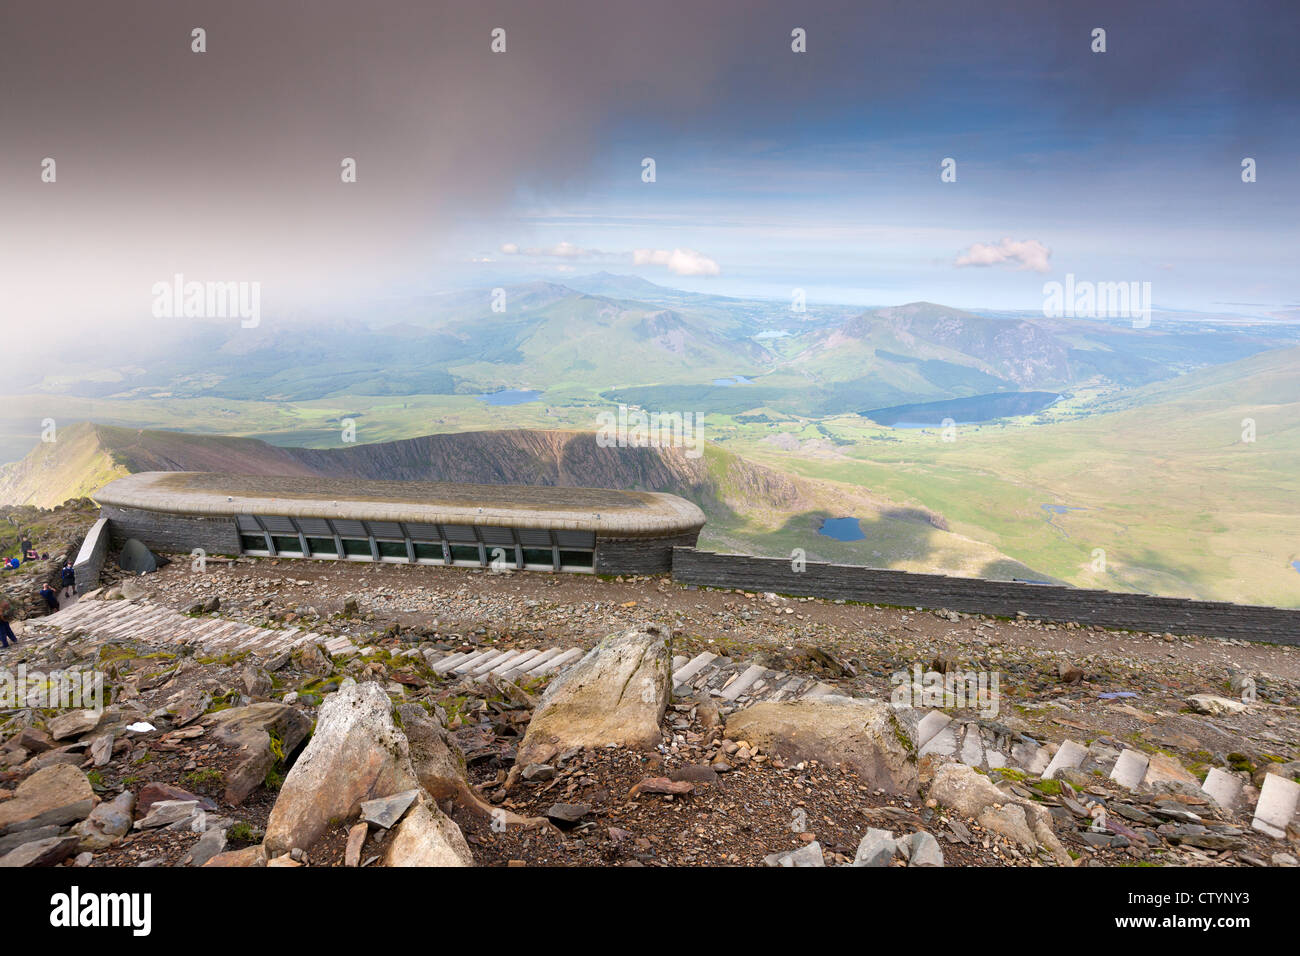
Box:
[755,330,792,340]
[712,376,754,386]
[864,391,1061,427]
[478,389,542,406]
[819,517,864,541]
[1041,504,1087,515]
[1291,560,1300,575]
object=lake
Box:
[819,517,864,541]
[864,391,1061,427]
[478,389,542,406]
[712,376,754,386]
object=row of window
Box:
[238,534,595,571]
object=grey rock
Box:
[360,789,420,829]
[906,830,944,867]
[0,835,80,867]
[72,790,135,850]
[134,799,199,830]
[852,828,897,867]
[764,842,825,867]
[182,827,227,866]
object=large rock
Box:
[724,696,918,795]
[207,701,311,805]
[71,790,135,851]
[0,764,95,835]
[117,538,158,574]
[381,793,474,867]
[47,709,109,741]
[928,761,1069,864]
[514,626,672,772]
[263,679,419,855]
[0,834,80,867]
[397,703,469,802]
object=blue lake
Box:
[864,391,1061,427]
[712,376,754,386]
[1291,560,1300,575]
[819,517,864,541]
[1041,504,1087,515]
[478,389,542,406]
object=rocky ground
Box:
[0,520,1298,868]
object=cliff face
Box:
[0,424,805,522]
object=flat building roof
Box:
[94,471,706,537]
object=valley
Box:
[3,276,1297,607]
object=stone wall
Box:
[596,530,702,575]
[671,548,1300,646]
[100,505,241,557]
[72,517,110,591]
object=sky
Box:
[2,0,1298,361]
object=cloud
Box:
[632,248,722,276]
[955,238,1051,273]
[500,241,722,276]
[499,241,606,259]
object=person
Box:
[61,562,76,596]
[39,583,59,613]
[20,534,33,557]
[0,607,17,649]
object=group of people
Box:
[0,530,78,649]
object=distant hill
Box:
[0,423,1048,581]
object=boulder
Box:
[117,538,158,574]
[398,703,548,830]
[181,827,227,867]
[47,709,109,741]
[136,782,215,817]
[0,834,80,867]
[71,790,135,851]
[203,844,267,867]
[928,761,1069,864]
[905,831,944,867]
[724,696,918,795]
[513,626,672,773]
[1186,694,1248,717]
[207,701,311,805]
[852,828,897,867]
[263,679,419,856]
[381,794,474,867]
[0,764,95,835]
[763,842,825,867]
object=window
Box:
[306,537,337,556]
[559,550,595,569]
[241,534,268,553]
[341,539,371,557]
[413,542,444,561]
[272,536,302,555]
[449,544,481,564]
[377,540,407,560]
[522,548,553,568]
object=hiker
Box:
[39,583,59,613]
[0,607,17,649]
[61,562,76,596]
[20,534,33,558]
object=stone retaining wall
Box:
[100,505,241,557]
[72,517,110,591]
[671,548,1300,645]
